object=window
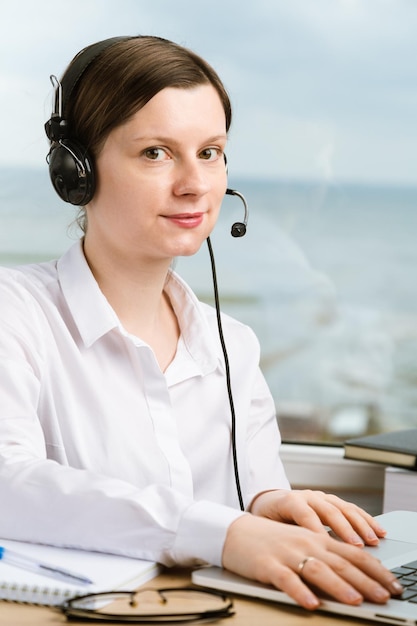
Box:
[2,0,416,445]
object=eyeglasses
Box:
[60,586,234,623]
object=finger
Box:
[366,516,387,538]
[279,494,336,535]
[271,552,400,609]
[295,555,367,605]
[324,496,386,545]
[291,495,378,547]
[267,565,321,610]
[320,553,392,604]
[338,510,384,546]
[333,540,404,597]
[288,496,366,545]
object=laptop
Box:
[192,510,417,625]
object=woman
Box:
[0,35,402,610]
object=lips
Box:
[164,212,205,229]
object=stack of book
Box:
[343,428,417,513]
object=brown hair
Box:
[65,36,232,159]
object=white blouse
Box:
[0,241,290,567]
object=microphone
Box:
[226,188,249,237]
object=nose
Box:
[172,157,211,197]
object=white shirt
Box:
[0,241,290,566]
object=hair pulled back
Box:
[64,36,232,159]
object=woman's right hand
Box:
[222,514,403,610]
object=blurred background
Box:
[1,0,417,442]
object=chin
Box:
[170,235,209,258]
[175,245,204,258]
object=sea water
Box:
[1,167,416,440]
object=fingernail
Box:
[346,589,363,604]
[351,534,364,546]
[372,587,390,602]
[390,580,403,595]
[366,530,379,543]
[303,592,320,610]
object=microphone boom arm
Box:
[226,188,249,237]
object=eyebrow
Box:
[131,134,227,145]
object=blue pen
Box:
[0,546,94,585]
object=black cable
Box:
[206,237,245,512]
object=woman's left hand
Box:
[250,489,387,547]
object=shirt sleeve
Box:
[0,355,243,567]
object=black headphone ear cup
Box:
[48,140,95,206]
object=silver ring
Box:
[298,556,315,574]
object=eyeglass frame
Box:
[60,585,235,623]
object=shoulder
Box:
[200,300,260,353]
[0,260,59,317]
[0,259,58,289]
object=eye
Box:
[143,147,169,161]
[199,147,222,161]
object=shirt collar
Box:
[164,271,221,379]
[57,241,221,376]
[57,241,120,347]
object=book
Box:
[344,428,417,470]
[383,466,417,513]
[0,538,159,606]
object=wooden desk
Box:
[1,568,368,625]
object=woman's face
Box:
[85,84,228,265]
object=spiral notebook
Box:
[0,538,160,606]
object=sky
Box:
[1,0,417,185]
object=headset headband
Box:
[59,36,131,121]
[46,36,132,143]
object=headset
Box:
[45,36,248,510]
[45,37,127,206]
